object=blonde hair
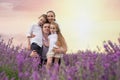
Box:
[50,22,67,52]
[38,14,47,20]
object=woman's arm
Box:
[53,47,67,54]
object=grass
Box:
[0,66,18,80]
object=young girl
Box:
[46,22,67,69]
[27,14,47,58]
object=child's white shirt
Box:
[26,23,43,47]
[48,33,58,52]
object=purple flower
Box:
[16,53,24,72]
[32,71,40,80]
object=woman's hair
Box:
[47,10,56,17]
[47,10,56,21]
[50,22,67,51]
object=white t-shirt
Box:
[48,33,58,52]
[26,23,43,47]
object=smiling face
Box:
[42,23,50,35]
[38,16,47,26]
[47,11,55,23]
[50,24,57,34]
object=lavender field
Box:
[0,36,120,80]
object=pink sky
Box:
[0,0,120,21]
[0,0,120,52]
[0,0,51,11]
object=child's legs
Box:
[31,43,43,57]
[54,57,60,64]
[53,54,63,68]
[46,51,55,69]
[53,57,60,72]
[54,54,62,64]
[46,57,53,69]
[53,57,61,66]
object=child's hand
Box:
[27,34,36,38]
[53,45,59,48]
[31,34,35,38]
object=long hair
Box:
[50,22,67,52]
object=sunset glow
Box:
[0,0,120,52]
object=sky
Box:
[0,0,120,52]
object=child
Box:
[46,22,66,69]
[27,14,47,58]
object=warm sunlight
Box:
[0,0,120,52]
[70,2,98,51]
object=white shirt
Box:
[48,33,58,52]
[26,23,43,47]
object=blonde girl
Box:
[46,22,67,69]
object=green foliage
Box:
[0,66,18,80]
